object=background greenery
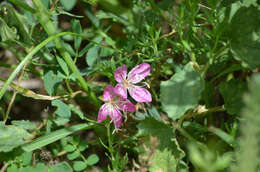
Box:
[0,0,260,171]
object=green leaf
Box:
[56,56,69,76]
[60,0,76,11]
[219,79,247,114]
[69,104,85,120]
[72,19,82,50]
[52,99,71,118]
[22,123,93,152]
[137,118,185,161]
[73,161,87,171]
[86,154,99,166]
[0,17,17,42]
[0,3,31,45]
[64,145,75,152]
[149,149,177,172]
[43,70,62,96]
[63,43,76,57]
[229,6,260,69]
[86,37,102,66]
[160,62,204,120]
[67,150,80,160]
[53,117,70,126]
[49,162,73,172]
[11,120,36,130]
[0,123,31,152]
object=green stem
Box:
[32,0,100,107]
[106,123,117,170]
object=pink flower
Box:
[114,63,152,102]
[98,85,136,128]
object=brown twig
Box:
[0,163,8,172]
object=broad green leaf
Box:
[11,120,36,130]
[49,162,73,172]
[52,99,71,118]
[72,19,82,50]
[0,18,17,42]
[60,0,76,11]
[0,123,31,152]
[22,123,93,152]
[86,37,102,66]
[0,3,31,45]
[86,154,99,166]
[137,118,185,161]
[64,145,75,152]
[43,70,62,96]
[149,149,177,172]
[53,117,70,126]
[73,161,87,171]
[160,62,204,120]
[219,79,247,114]
[229,6,260,69]
[67,150,80,160]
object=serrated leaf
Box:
[0,4,31,45]
[137,118,185,161]
[0,17,17,42]
[86,154,99,166]
[229,6,260,69]
[149,149,177,172]
[219,79,247,114]
[160,62,204,120]
[56,56,69,76]
[52,99,71,118]
[43,70,62,96]
[11,120,36,130]
[0,123,31,152]
[73,161,87,171]
[69,104,85,120]
[49,162,73,172]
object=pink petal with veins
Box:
[129,86,152,102]
[118,98,136,112]
[114,84,127,99]
[114,65,127,83]
[128,63,150,84]
[109,108,122,128]
[97,103,110,122]
[103,85,116,101]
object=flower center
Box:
[123,79,132,89]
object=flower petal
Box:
[118,97,136,112]
[129,86,152,102]
[115,84,127,99]
[128,63,150,83]
[109,108,122,128]
[97,103,110,122]
[114,65,127,83]
[103,85,116,101]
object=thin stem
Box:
[3,62,28,124]
[106,123,117,170]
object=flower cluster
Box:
[97,63,152,129]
